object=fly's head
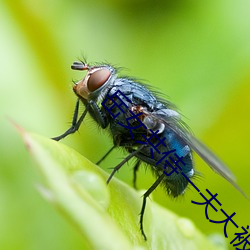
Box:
[72,61,116,102]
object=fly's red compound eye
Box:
[87,68,111,92]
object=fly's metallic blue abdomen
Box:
[136,128,193,197]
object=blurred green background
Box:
[0,0,250,249]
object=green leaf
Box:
[19,128,227,250]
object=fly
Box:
[52,60,246,240]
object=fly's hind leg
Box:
[133,160,141,189]
[140,173,165,240]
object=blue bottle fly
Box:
[52,60,246,240]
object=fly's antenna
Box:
[71,61,89,71]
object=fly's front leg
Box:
[52,99,89,141]
[89,100,108,129]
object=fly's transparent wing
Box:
[148,111,248,198]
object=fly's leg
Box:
[133,160,141,189]
[89,100,108,129]
[107,145,145,184]
[96,145,116,165]
[52,99,89,141]
[140,173,165,240]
